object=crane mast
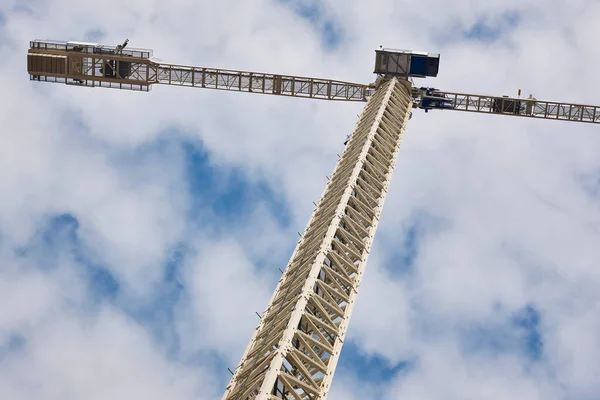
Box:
[27,39,600,400]
[224,78,411,399]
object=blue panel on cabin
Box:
[409,56,427,76]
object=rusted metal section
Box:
[27,40,153,91]
[27,53,67,76]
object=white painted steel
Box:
[223,78,413,400]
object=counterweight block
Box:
[27,40,154,91]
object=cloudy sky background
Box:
[1,0,600,399]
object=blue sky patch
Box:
[0,333,26,363]
[48,214,121,301]
[579,169,600,201]
[277,0,343,48]
[86,263,120,300]
[122,243,185,352]
[98,133,292,232]
[14,213,121,301]
[463,11,520,42]
[381,211,444,277]
[393,223,419,275]
[182,141,291,232]
[9,2,37,17]
[511,304,543,361]
[8,133,293,359]
[337,340,412,384]
[83,28,105,42]
[459,320,515,357]
[26,213,187,357]
[457,304,543,362]
[14,213,79,272]
[42,213,79,254]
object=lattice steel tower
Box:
[27,39,600,400]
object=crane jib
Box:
[27,40,600,124]
[416,90,600,123]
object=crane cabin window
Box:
[374,48,440,79]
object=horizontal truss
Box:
[152,63,374,101]
[27,41,600,123]
[433,91,600,124]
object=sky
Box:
[1,0,600,399]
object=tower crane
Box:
[27,39,600,400]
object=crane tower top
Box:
[374,47,440,79]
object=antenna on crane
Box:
[26,39,600,400]
[114,38,129,54]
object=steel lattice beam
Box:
[223,78,413,400]
[152,63,374,101]
[26,40,374,101]
[27,40,600,124]
[435,91,600,123]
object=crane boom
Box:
[413,88,600,124]
[27,39,599,400]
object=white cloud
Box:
[0,307,207,400]
[1,0,600,399]
[384,340,558,400]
